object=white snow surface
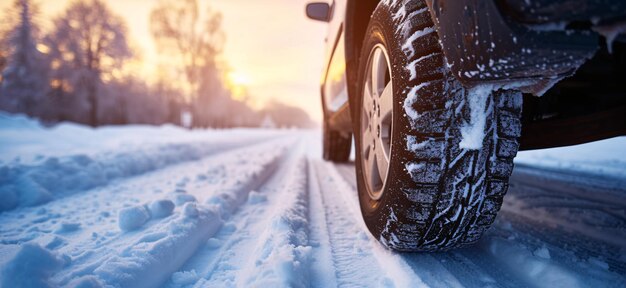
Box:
[516,137,626,180]
[1,114,625,287]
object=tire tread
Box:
[364,0,523,251]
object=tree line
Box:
[0,0,313,128]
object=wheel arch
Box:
[344,0,380,129]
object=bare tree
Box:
[154,66,184,125]
[46,0,132,127]
[0,0,48,116]
[150,0,225,125]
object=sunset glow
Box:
[0,0,328,122]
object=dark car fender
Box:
[424,0,599,94]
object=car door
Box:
[321,0,349,118]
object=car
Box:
[306,0,626,251]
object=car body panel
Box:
[324,30,348,113]
[321,1,350,115]
[317,0,626,146]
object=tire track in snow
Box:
[503,168,626,249]
[46,138,295,287]
[470,222,626,288]
[495,166,626,278]
[165,138,312,287]
[313,161,425,288]
[306,159,339,288]
[486,214,626,286]
[233,158,311,287]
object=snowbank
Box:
[0,113,282,212]
[0,143,223,212]
[0,112,280,164]
[515,137,626,180]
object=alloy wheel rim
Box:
[361,44,393,201]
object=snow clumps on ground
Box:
[118,205,152,231]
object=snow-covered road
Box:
[1,117,625,287]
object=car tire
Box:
[323,122,351,162]
[354,0,523,251]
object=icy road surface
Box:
[1,117,625,287]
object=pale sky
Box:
[0,0,329,122]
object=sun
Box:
[228,71,252,86]
[227,71,252,101]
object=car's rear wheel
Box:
[355,0,523,251]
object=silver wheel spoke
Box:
[363,81,374,119]
[375,149,389,182]
[365,147,377,185]
[379,82,393,121]
[361,126,375,154]
[371,49,383,96]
